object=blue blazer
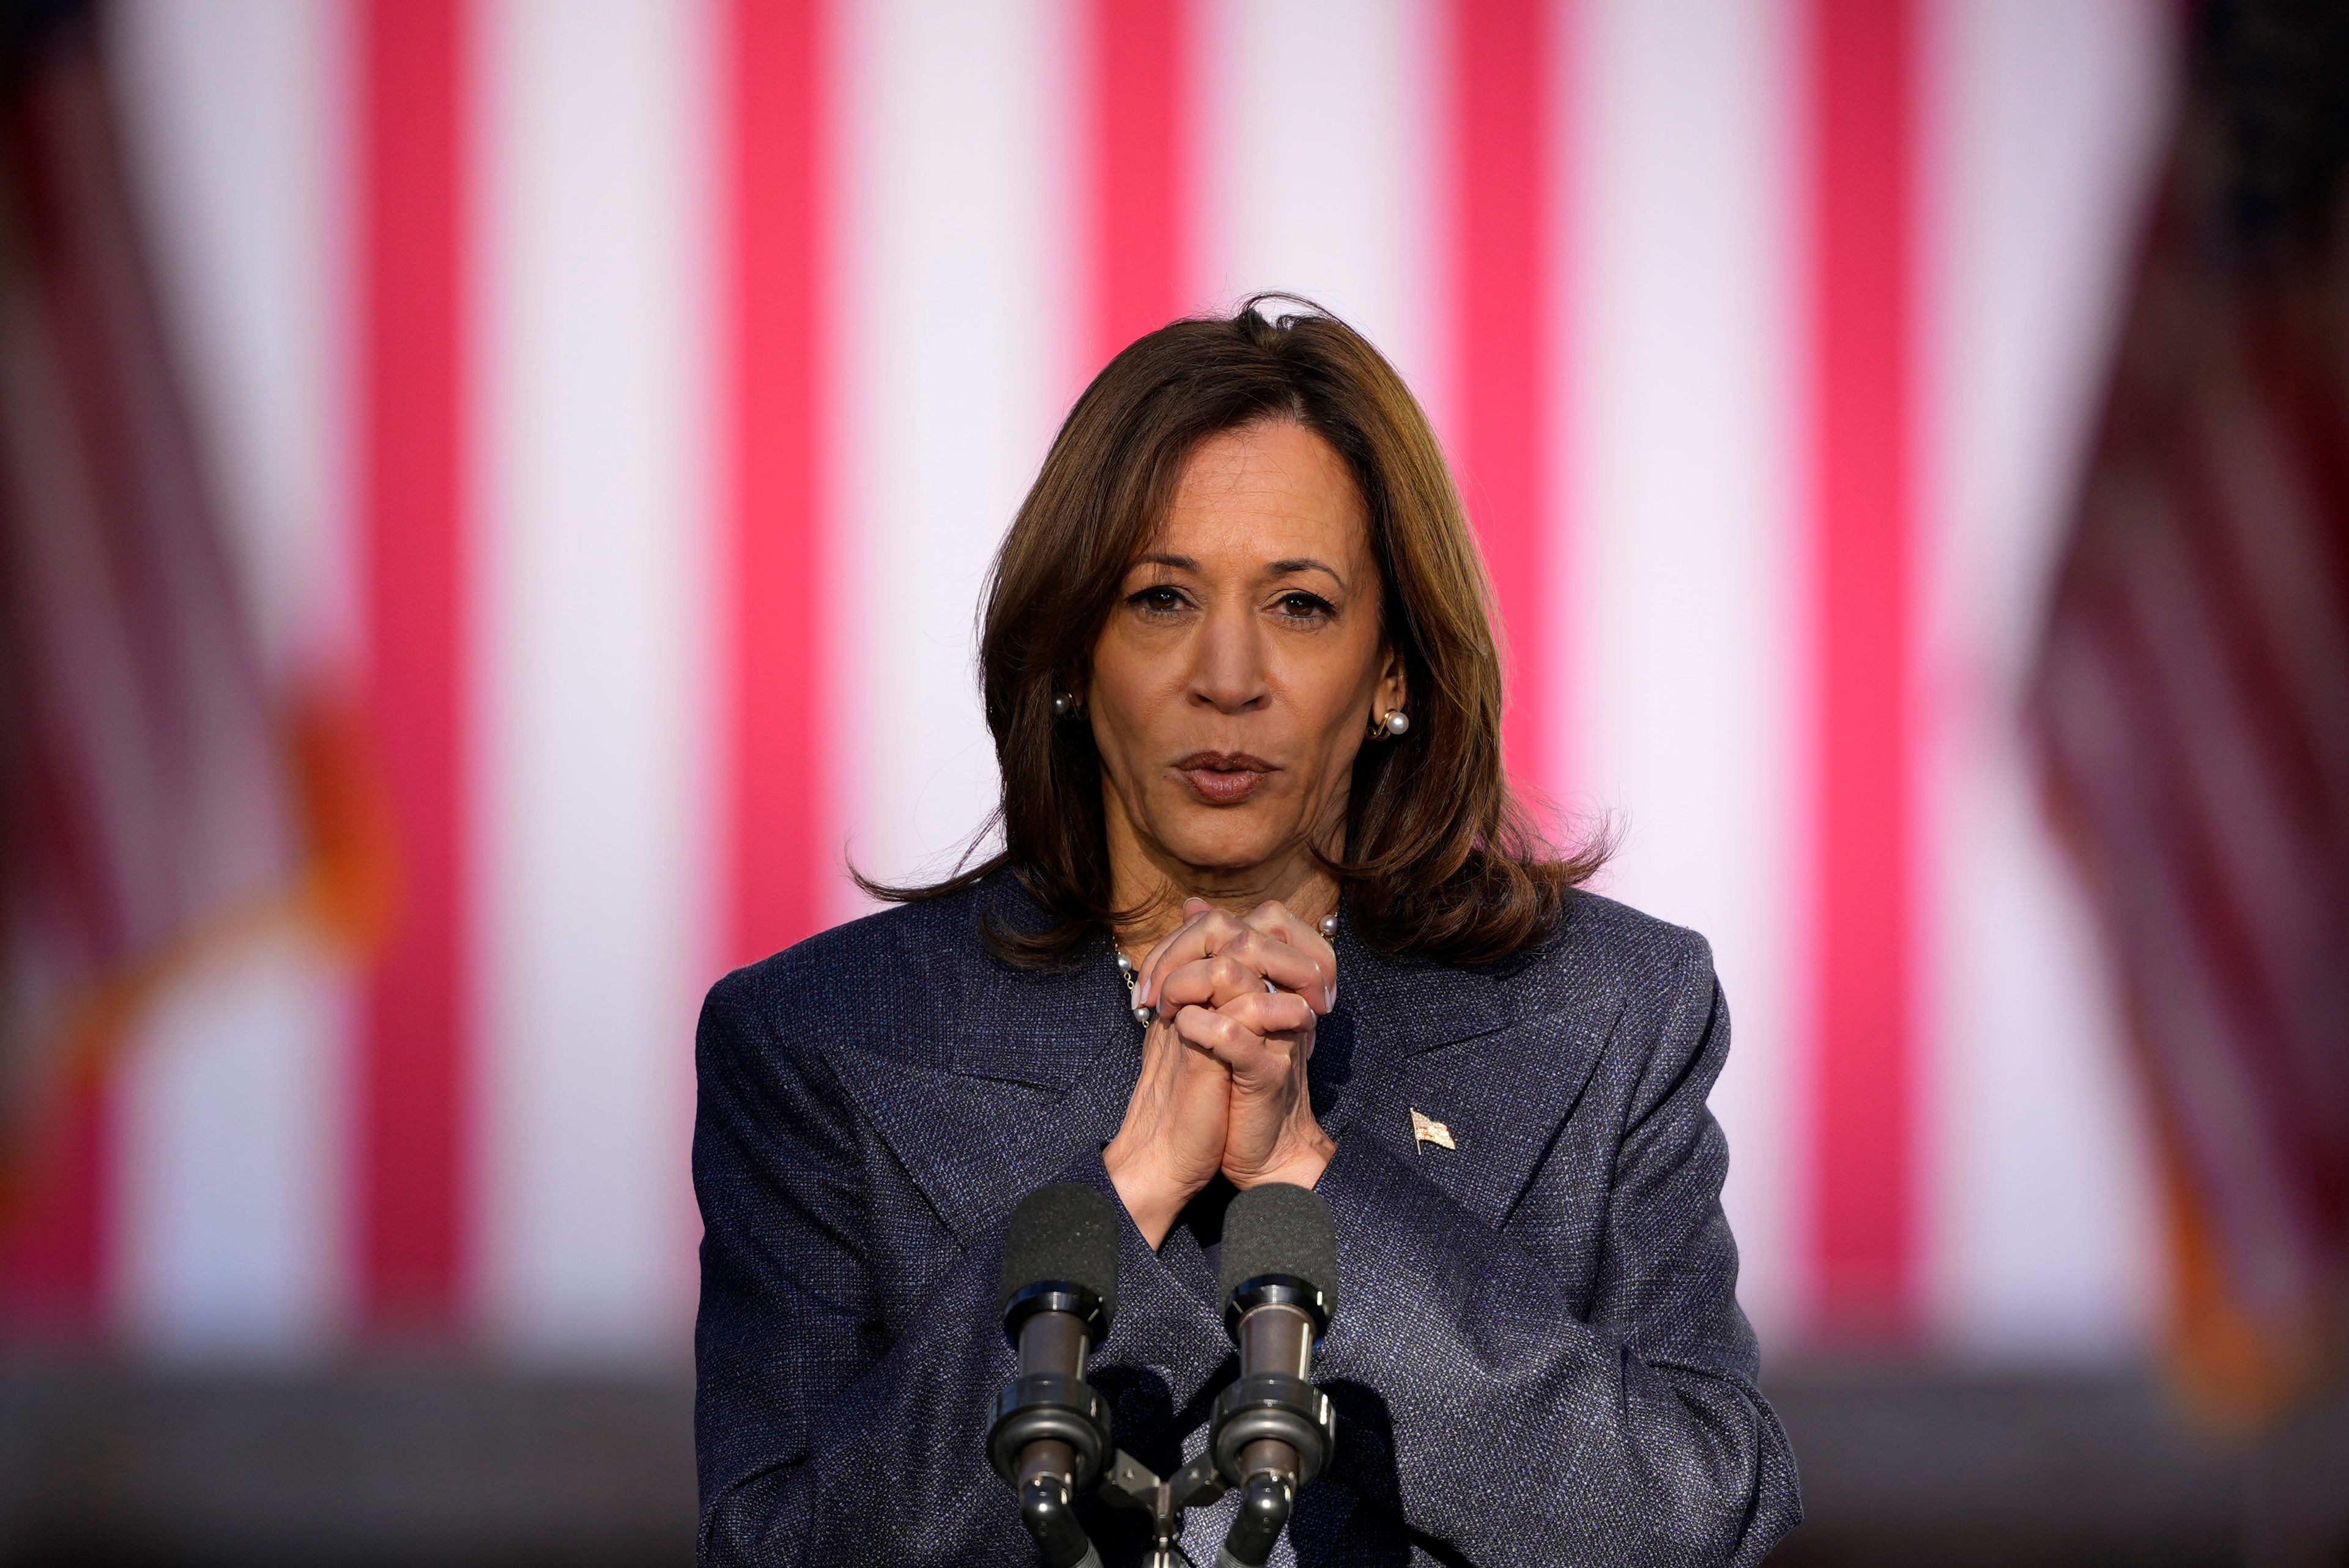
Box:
[693,874,1801,1566]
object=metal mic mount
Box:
[989,1181,1341,1568]
[1082,1355,1335,1568]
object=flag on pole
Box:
[2030,0,2349,1416]
[0,4,382,1227]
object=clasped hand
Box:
[1102,898,1338,1248]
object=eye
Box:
[1127,583,1189,616]
[1273,591,1335,621]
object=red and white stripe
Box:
[0,0,2176,1364]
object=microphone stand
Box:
[1096,1446,1237,1568]
[1085,1355,1334,1568]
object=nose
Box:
[1189,599,1269,714]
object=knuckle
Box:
[1176,1005,1231,1044]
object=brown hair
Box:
[866,296,1603,965]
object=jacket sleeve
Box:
[693,972,1012,1566]
[1307,934,1802,1567]
[691,971,1228,1567]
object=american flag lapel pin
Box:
[1409,1108,1456,1153]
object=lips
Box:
[1173,750,1277,805]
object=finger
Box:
[1132,898,1219,1010]
[1200,925,1329,1005]
[1171,1004,1269,1070]
[1132,1012,1230,1106]
[1143,918,1327,1011]
[1216,989,1317,1038]
[1157,953,1297,1012]
[1242,901,1339,1008]
[1136,902,1240,1009]
[1135,904,1250,1009]
[1175,1009,1304,1096]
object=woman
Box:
[694,300,1801,1566]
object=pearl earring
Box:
[1051,691,1078,719]
[1372,708,1409,738]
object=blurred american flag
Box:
[2031,0,2349,1411]
[0,2,380,1337]
[0,0,2178,1367]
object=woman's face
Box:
[1087,418,1406,887]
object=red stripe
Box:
[2161,391,2335,842]
[10,77,182,853]
[724,0,831,969]
[356,0,470,1334]
[1449,0,1556,797]
[1804,0,1918,1342]
[0,1077,109,1343]
[2095,586,2348,1240]
[1087,0,1189,368]
[2245,305,2349,648]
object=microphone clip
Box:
[987,1283,1117,1496]
[1211,1371,1336,1488]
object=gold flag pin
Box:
[1409,1108,1456,1153]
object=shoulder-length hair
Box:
[867,297,1603,966]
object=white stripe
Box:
[1192,0,1447,429]
[1922,0,2169,1356]
[831,0,1080,911]
[109,0,355,680]
[1568,0,1803,1341]
[115,935,352,1357]
[102,0,354,1356]
[474,0,712,1358]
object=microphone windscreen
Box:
[1219,1182,1340,1317]
[998,1183,1120,1327]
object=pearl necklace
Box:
[1114,911,1341,1027]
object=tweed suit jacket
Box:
[694,873,1802,1567]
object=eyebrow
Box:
[1268,557,1345,588]
[1134,552,1347,590]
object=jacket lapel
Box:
[1334,933,1615,1227]
[826,1042,1094,1241]
[825,908,1145,1241]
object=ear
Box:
[1375,643,1408,717]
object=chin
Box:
[1153,809,1296,875]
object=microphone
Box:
[1211,1183,1340,1568]
[988,1184,1118,1568]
